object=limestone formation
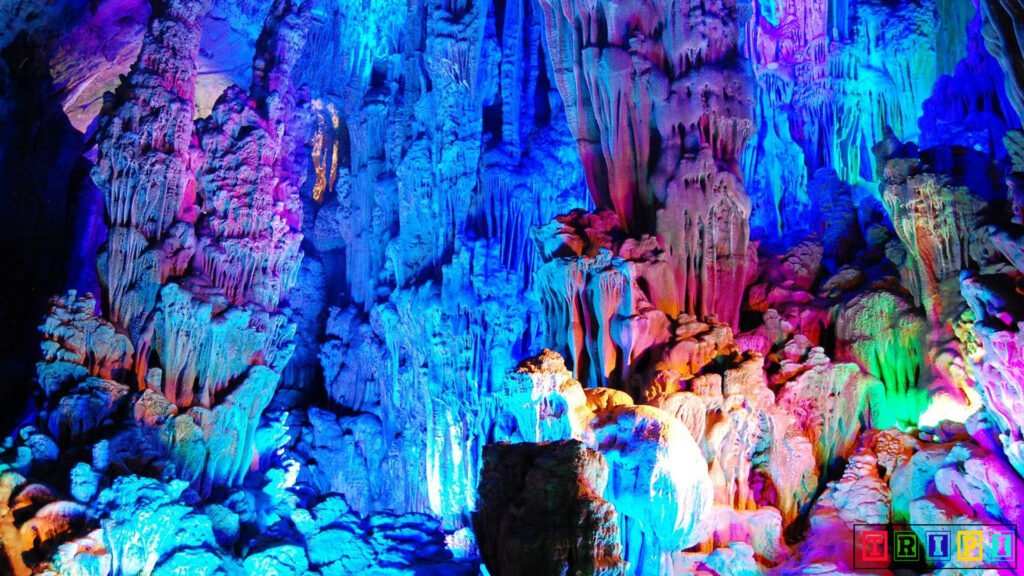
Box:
[473,441,625,576]
[536,0,756,330]
[6,0,1024,574]
[91,0,212,345]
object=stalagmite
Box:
[473,441,626,576]
[91,0,211,345]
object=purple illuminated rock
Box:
[535,0,755,332]
[91,0,211,345]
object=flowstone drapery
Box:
[7,0,1024,574]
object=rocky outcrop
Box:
[881,150,988,326]
[488,351,715,575]
[835,289,929,427]
[962,272,1024,477]
[83,0,310,495]
[474,440,625,576]
[486,337,893,574]
[36,291,133,400]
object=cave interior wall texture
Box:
[3,0,1024,574]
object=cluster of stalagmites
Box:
[0,0,428,572]
[0,469,470,576]
[474,305,894,575]
[476,110,1024,570]
[476,220,1024,574]
[84,0,309,500]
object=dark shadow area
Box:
[0,33,94,436]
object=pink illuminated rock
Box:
[962,272,1024,477]
[92,0,211,345]
[905,441,1024,561]
[760,405,819,523]
[535,0,755,333]
[79,0,311,496]
[780,432,894,574]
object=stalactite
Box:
[980,0,1024,117]
[535,0,756,337]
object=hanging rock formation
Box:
[10,0,1024,574]
[536,0,755,334]
[300,0,593,530]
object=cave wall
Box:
[3,0,1024,574]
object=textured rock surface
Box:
[8,0,1024,574]
[835,289,929,427]
[91,0,212,344]
[536,0,755,330]
[473,440,625,576]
